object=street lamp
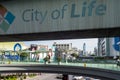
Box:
[117,42,120,59]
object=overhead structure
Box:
[0,0,120,41]
[0,64,120,80]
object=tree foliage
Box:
[71,53,78,58]
[20,52,28,57]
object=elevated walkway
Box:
[0,64,120,80]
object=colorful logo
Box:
[14,43,22,51]
[0,4,15,32]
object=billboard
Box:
[0,0,120,35]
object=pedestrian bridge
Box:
[0,63,120,80]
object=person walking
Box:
[1,54,5,64]
[117,58,120,67]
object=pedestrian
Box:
[47,55,51,63]
[117,58,120,67]
[1,54,5,64]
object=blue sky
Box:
[24,38,98,52]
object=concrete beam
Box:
[0,27,120,42]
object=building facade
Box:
[0,42,27,51]
[98,37,120,57]
[83,43,86,56]
[53,42,72,51]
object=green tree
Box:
[43,56,49,63]
[20,52,28,61]
[71,53,78,58]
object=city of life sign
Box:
[0,0,120,35]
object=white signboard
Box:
[0,0,120,35]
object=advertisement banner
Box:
[0,0,120,35]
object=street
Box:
[24,73,62,80]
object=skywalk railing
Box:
[1,60,120,71]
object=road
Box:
[24,73,62,80]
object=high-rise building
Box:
[94,47,98,56]
[53,42,72,51]
[83,43,86,56]
[98,38,107,56]
[98,37,120,57]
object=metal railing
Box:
[1,59,120,71]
